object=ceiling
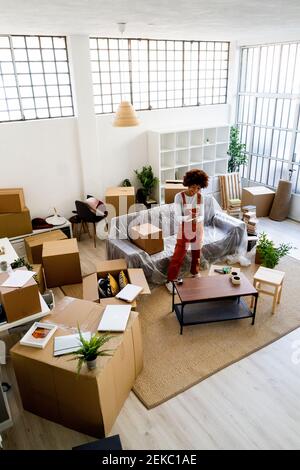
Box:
[0,0,300,44]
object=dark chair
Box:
[74,200,107,248]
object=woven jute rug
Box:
[133,256,300,409]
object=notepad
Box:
[53,332,91,356]
[98,305,131,332]
[115,284,143,303]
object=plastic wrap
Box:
[106,195,248,284]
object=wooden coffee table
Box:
[172,274,258,334]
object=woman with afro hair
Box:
[166,169,209,293]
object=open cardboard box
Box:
[0,268,41,322]
[61,258,150,306]
[0,188,25,213]
[11,297,143,438]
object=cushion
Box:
[85,197,100,212]
[118,270,129,289]
[108,273,119,296]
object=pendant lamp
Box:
[113,23,140,127]
[113,101,140,127]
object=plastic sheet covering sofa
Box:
[106,195,248,284]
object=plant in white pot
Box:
[71,325,113,374]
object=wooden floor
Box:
[1,218,300,450]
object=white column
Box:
[227,41,240,124]
[67,35,103,199]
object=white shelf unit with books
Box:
[148,125,230,204]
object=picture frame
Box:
[20,321,58,349]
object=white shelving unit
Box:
[148,125,230,204]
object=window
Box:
[237,42,300,193]
[90,38,229,113]
[0,35,74,122]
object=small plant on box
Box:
[134,165,159,199]
[10,257,33,271]
[121,178,132,187]
[70,324,113,375]
[256,232,292,269]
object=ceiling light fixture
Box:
[113,22,140,127]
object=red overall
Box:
[167,191,203,281]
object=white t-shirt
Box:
[174,192,204,223]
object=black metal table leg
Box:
[172,282,175,312]
[180,304,184,335]
[252,294,258,325]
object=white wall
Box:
[0,117,83,218]
[96,104,231,190]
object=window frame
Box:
[0,34,74,123]
[236,41,300,194]
[90,37,230,114]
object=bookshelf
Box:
[148,125,230,204]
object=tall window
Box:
[237,42,300,193]
[0,35,74,122]
[90,38,229,114]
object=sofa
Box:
[106,195,248,284]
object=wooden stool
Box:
[251,266,285,314]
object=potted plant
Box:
[227,126,247,173]
[71,325,113,374]
[121,178,132,187]
[255,232,292,268]
[134,165,159,200]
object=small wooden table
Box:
[172,274,258,334]
[251,266,285,314]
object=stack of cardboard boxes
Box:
[0,188,32,238]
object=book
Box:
[20,322,57,349]
[98,304,131,332]
[53,332,91,357]
[115,284,143,303]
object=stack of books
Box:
[242,205,256,217]
[227,198,242,218]
[243,211,258,235]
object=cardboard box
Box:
[61,273,99,303]
[242,186,275,217]
[42,238,82,288]
[164,183,185,204]
[130,223,164,255]
[105,187,135,217]
[0,269,41,322]
[31,264,45,294]
[11,298,143,437]
[95,259,151,298]
[0,188,25,213]
[0,208,32,238]
[25,229,67,264]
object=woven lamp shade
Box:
[113,101,140,127]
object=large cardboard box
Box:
[242,186,275,217]
[0,269,41,322]
[11,298,143,437]
[105,187,135,217]
[42,238,82,288]
[0,188,25,213]
[25,229,67,264]
[164,183,185,204]
[0,208,32,238]
[130,223,164,255]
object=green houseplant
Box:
[121,178,132,187]
[256,232,292,268]
[134,165,159,199]
[227,126,247,173]
[71,325,113,374]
